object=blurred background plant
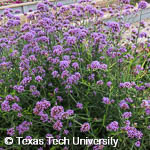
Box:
[131,0,150,5]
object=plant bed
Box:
[0,0,78,14]
[0,0,39,7]
[0,0,150,150]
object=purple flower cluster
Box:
[50,106,74,121]
[107,22,120,33]
[16,121,32,135]
[13,85,25,93]
[59,60,70,70]
[106,121,119,131]
[90,61,107,70]
[80,122,90,132]
[7,127,15,136]
[122,112,132,119]
[76,102,83,109]
[66,72,81,85]
[33,98,51,115]
[119,82,134,88]
[20,76,32,86]
[1,95,22,112]
[138,1,148,9]
[141,100,150,115]
[102,97,114,104]
[122,123,143,140]
[0,0,149,149]
[119,100,130,109]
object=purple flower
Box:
[108,22,120,33]
[30,85,37,92]
[59,61,70,70]
[59,112,70,120]
[124,82,132,88]
[53,45,63,56]
[147,125,150,130]
[5,95,14,101]
[33,99,50,115]
[107,81,112,87]
[106,121,119,131]
[57,2,63,7]
[13,85,25,93]
[145,108,150,115]
[39,112,49,122]
[90,61,100,69]
[66,73,81,85]
[12,103,22,111]
[135,141,141,147]
[96,80,104,85]
[125,98,133,103]
[25,136,32,139]
[17,113,22,117]
[80,122,90,132]
[23,32,35,42]
[119,100,130,109]
[32,90,40,97]
[88,74,95,81]
[29,55,37,61]
[102,97,111,104]
[122,112,132,119]
[7,128,15,136]
[57,96,63,102]
[61,70,69,79]
[128,127,143,139]
[53,120,63,131]
[76,102,83,109]
[35,76,43,82]
[16,121,32,135]
[1,100,11,112]
[54,88,59,94]
[21,77,32,86]
[138,1,148,9]
[90,61,107,70]
[66,109,74,116]
[52,71,59,78]
[141,100,150,108]
[66,36,76,45]
[37,3,49,12]
[119,82,132,88]
[72,62,79,70]
[63,129,69,135]
[145,83,150,88]
[93,145,104,150]
[51,106,64,120]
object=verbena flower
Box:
[76,102,83,109]
[16,121,32,135]
[7,128,15,136]
[135,141,141,147]
[106,121,119,131]
[122,112,132,119]
[53,120,63,131]
[138,1,148,9]
[80,122,90,132]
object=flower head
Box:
[138,1,148,9]
[80,122,90,132]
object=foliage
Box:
[0,0,150,150]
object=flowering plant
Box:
[0,0,37,6]
[0,0,149,149]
